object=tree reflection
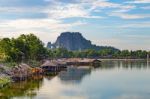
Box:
[0,76,43,99]
[99,60,150,70]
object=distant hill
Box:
[47,32,119,51]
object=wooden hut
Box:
[41,60,66,73]
[66,58,101,67]
[91,59,101,67]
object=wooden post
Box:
[147,54,149,67]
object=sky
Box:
[0,0,150,50]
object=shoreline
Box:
[0,58,149,89]
[0,77,11,88]
[99,58,149,61]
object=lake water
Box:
[0,60,150,99]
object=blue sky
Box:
[0,0,150,50]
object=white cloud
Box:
[90,1,135,11]
[112,5,136,13]
[141,6,150,9]
[110,12,150,19]
[93,1,120,8]
[0,19,87,43]
[120,22,150,28]
[0,0,149,50]
[0,6,45,13]
[0,0,136,20]
[126,0,150,3]
[45,3,103,19]
[0,0,103,19]
[44,0,135,19]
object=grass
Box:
[0,77,11,87]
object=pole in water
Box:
[147,54,149,67]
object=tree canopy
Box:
[0,34,46,62]
[0,34,149,63]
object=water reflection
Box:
[58,66,92,83]
[0,76,43,99]
[99,60,150,69]
[0,60,150,99]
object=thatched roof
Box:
[41,60,58,67]
[65,58,97,63]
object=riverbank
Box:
[100,58,149,61]
[1,60,150,99]
[0,58,149,88]
[0,76,11,88]
[0,63,34,87]
[0,58,99,84]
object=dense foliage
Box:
[0,34,149,63]
[0,34,47,62]
[47,48,149,59]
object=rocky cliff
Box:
[47,32,119,51]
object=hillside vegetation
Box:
[0,33,149,64]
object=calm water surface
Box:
[1,60,150,99]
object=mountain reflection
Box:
[0,60,150,99]
[58,66,92,83]
[58,61,150,84]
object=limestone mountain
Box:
[47,32,119,51]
